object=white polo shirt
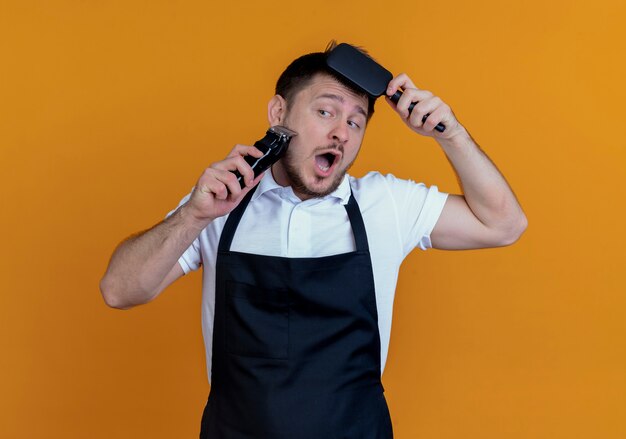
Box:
[170,170,448,383]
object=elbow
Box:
[500,214,528,246]
[99,276,133,310]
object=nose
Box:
[329,120,349,145]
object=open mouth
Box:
[314,151,340,174]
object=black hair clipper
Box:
[232,125,298,188]
[326,43,446,132]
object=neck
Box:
[270,162,289,188]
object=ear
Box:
[268,94,287,126]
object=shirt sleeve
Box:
[383,174,449,256]
[165,191,202,274]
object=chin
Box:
[302,172,345,197]
[283,158,348,199]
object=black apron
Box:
[200,185,393,438]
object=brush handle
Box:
[390,91,446,133]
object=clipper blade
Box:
[269,125,298,140]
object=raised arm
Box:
[386,74,527,250]
[99,145,265,309]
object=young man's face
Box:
[269,73,369,200]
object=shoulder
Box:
[348,172,448,231]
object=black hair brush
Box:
[326,43,446,133]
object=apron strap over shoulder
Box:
[217,185,258,253]
[345,192,370,253]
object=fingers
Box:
[386,73,454,134]
[197,144,263,201]
[391,89,435,120]
[186,144,268,222]
[212,155,256,187]
[386,73,434,119]
[214,143,264,187]
[197,168,240,201]
[407,95,442,130]
[419,103,450,132]
[227,144,264,160]
[386,73,417,96]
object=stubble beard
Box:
[282,145,354,199]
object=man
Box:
[100,42,527,438]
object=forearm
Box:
[437,128,527,233]
[99,144,265,308]
[100,203,209,309]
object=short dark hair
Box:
[275,41,376,121]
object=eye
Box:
[348,120,361,129]
[318,109,331,117]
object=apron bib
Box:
[200,185,393,438]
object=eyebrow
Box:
[315,93,368,119]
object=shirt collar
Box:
[251,168,352,205]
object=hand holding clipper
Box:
[231,126,298,188]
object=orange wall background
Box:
[1,1,624,437]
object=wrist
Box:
[436,126,472,150]
[178,203,212,232]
